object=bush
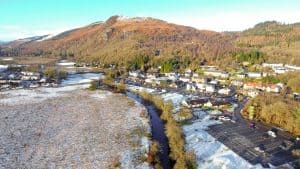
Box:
[136,91,197,169]
[110,156,121,168]
[147,141,161,166]
[44,68,67,80]
[89,80,98,91]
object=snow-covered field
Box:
[61,73,102,86]
[128,85,266,169]
[0,78,151,169]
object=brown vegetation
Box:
[138,91,197,169]
[243,93,300,135]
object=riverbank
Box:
[0,84,151,168]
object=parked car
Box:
[267,130,277,138]
[249,122,256,129]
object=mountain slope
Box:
[0,16,237,68]
[236,21,300,65]
[1,17,299,67]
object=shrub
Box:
[89,80,98,91]
[110,156,121,168]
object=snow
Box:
[61,73,102,86]
[0,65,8,72]
[0,57,13,61]
[161,92,186,112]
[56,62,76,66]
[183,112,265,169]
[36,34,56,41]
[0,84,90,105]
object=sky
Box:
[1,0,300,41]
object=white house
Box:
[205,84,216,93]
[231,80,243,87]
[285,64,300,70]
[262,63,284,68]
[204,70,229,78]
[179,77,190,83]
[129,71,140,77]
[195,83,206,90]
[218,88,231,95]
[248,90,259,98]
[184,69,192,77]
[248,72,262,78]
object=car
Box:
[249,122,256,129]
[267,130,277,138]
[255,144,265,153]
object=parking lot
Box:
[207,119,300,167]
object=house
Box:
[247,72,262,78]
[205,84,216,93]
[146,73,158,79]
[195,83,206,91]
[285,64,300,70]
[247,90,259,98]
[231,80,243,87]
[129,71,140,78]
[265,85,280,93]
[262,63,284,68]
[186,83,196,91]
[294,93,300,101]
[182,98,209,108]
[237,73,246,79]
[209,80,219,85]
[218,88,232,95]
[274,67,287,74]
[192,73,200,78]
[184,69,192,77]
[244,82,280,93]
[165,72,179,81]
[204,99,231,108]
[179,77,190,83]
[204,70,229,78]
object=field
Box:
[0,86,150,169]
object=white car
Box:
[267,130,277,138]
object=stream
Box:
[126,92,172,169]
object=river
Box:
[126,92,172,169]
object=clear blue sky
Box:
[1,0,300,41]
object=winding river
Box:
[126,92,172,169]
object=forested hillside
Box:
[1,17,299,69]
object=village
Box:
[1,60,300,168]
[125,62,300,168]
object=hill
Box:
[0,16,238,69]
[236,21,300,65]
[1,16,299,69]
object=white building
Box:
[204,70,229,78]
[205,85,216,93]
[247,72,262,78]
[218,88,231,95]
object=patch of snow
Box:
[0,57,13,61]
[36,34,56,41]
[0,65,8,72]
[56,62,76,66]
[127,85,156,93]
[161,92,186,112]
[61,73,102,86]
[0,84,89,106]
[183,113,265,169]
